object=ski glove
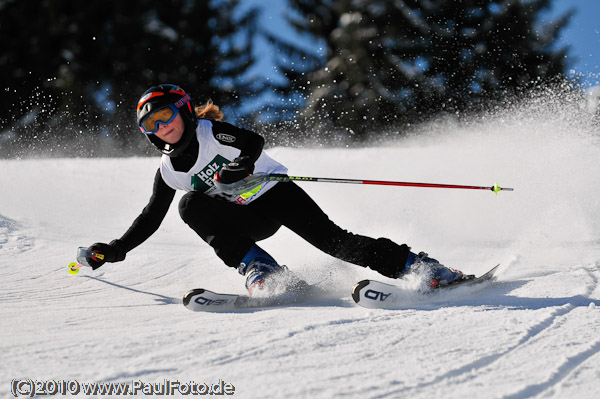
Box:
[216,156,255,184]
[86,240,126,270]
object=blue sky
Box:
[549,0,600,86]
[249,0,600,88]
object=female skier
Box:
[83,84,468,293]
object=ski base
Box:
[183,285,315,312]
[352,264,500,309]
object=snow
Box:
[2,97,600,398]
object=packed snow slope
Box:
[1,92,600,398]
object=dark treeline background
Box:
[0,0,573,157]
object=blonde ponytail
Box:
[195,99,224,121]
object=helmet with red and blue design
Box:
[136,84,198,157]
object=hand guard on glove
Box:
[216,156,255,184]
[84,240,126,270]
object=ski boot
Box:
[238,245,288,294]
[404,251,474,289]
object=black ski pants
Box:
[178,181,410,278]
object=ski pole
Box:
[217,173,514,196]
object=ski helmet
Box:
[136,84,198,157]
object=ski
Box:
[183,285,316,312]
[352,264,500,309]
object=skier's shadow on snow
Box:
[425,280,598,310]
[83,275,180,305]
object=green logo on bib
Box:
[191,155,231,192]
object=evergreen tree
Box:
[269,0,572,141]
[0,0,260,157]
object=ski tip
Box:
[484,264,501,278]
[352,280,371,304]
[183,288,205,307]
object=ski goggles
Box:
[139,94,191,134]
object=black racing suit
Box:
[112,120,410,278]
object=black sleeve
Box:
[114,169,176,253]
[210,120,264,166]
